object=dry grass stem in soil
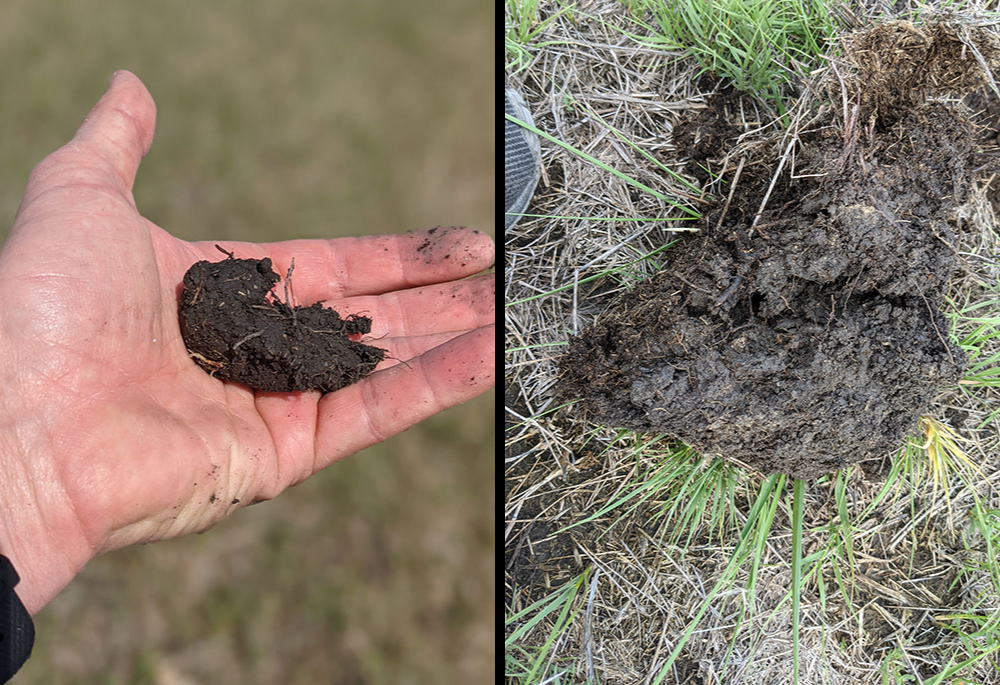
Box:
[507,2,1000,684]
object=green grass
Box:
[791,477,806,683]
[506,569,592,685]
[505,0,576,74]
[858,416,1000,683]
[505,112,702,219]
[507,340,1000,683]
[507,416,1000,684]
[622,0,837,113]
[879,648,918,685]
[652,473,787,685]
[573,99,706,198]
[558,438,741,547]
[947,294,1000,427]
[505,3,1000,682]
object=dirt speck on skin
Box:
[414,225,472,264]
[179,251,385,393]
[558,22,999,479]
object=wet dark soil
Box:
[671,86,743,185]
[179,251,385,392]
[558,22,999,479]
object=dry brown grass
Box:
[505,2,1000,683]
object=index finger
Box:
[313,324,495,467]
[193,226,495,301]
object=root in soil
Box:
[179,250,385,393]
[558,21,1000,479]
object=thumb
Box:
[23,71,157,205]
[73,70,157,191]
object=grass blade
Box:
[504,112,702,218]
[651,474,785,685]
[792,477,805,684]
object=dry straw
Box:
[506,1,1000,683]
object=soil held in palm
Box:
[559,22,999,479]
[179,250,385,393]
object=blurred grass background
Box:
[0,0,494,683]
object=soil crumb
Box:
[179,251,385,393]
[672,86,743,184]
[558,22,999,479]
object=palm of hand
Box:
[0,72,494,612]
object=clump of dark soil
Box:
[558,22,1000,479]
[671,85,744,185]
[179,250,385,393]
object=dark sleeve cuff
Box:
[0,554,34,683]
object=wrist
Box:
[0,406,95,614]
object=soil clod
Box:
[558,22,999,479]
[179,252,385,393]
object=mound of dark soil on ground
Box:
[179,251,385,393]
[558,22,999,479]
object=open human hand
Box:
[0,71,495,613]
